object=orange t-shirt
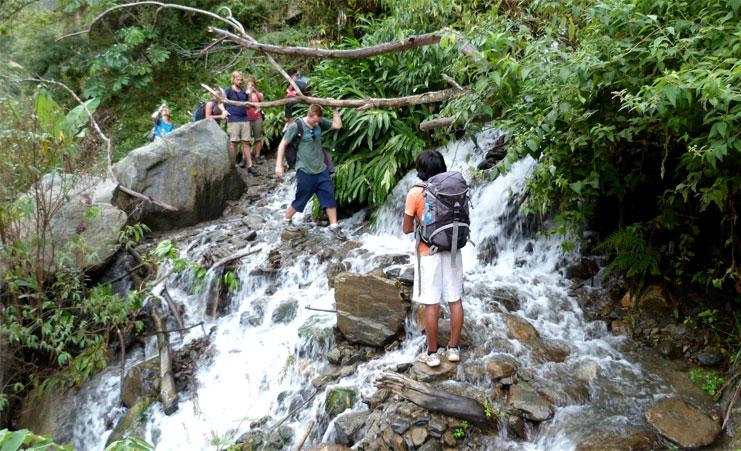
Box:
[405,186,431,256]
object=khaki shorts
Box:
[249,119,263,142]
[227,121,250,142]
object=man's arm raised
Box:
[330,107,342,129]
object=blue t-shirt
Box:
[154,120,174,138]
[224,87,248,122]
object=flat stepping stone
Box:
[645,397,721,448]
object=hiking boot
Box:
[256,155,266,164]
[247,165,257,175]
[236,160,246,169]
[446,346,461,362]
[417,350,441,368]
[328,225,347,241]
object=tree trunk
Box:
[375,371,497,432]
[151,301,178,415]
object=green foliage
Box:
[105,437,155,451]
[223,271,240,292]
[688,368,725,399]
[452,420,469,440]
[0,429,72,451]
[598,224,661,279]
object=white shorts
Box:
[412,251,464,305]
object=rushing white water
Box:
[69,127,678,451]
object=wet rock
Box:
[507,415,531,440]
[417,439,442,451]
[505,314,540,341]
[307,446,351,451]
[335,411,370,446]
[112,120,244,230]
[365,388,390,410]
[696,346,723,366]
[409,359,458,383]
[407,426,429,446]
[326,347,342,365]
[656,339,682,360]
[272,299,298,324]
[645,397,721,448]
[477,236,499,264]
[611,320,633,337]
[311,368,340,389]
[121,357,160,408]
[533,339,570,363]
[477,133,507,170]
[16,386,79,445]
[566,257,599,280]
[240,299,266,327]
[508,382,553,421]
[237,430,265,450]
[637,285,674,320]
[390,415,412,434]
[106,398,152,445]
[335,272,407,347]
[21,173,127,274]
[428,415,447,438]
[266,426,294,449]
[575,430,658,451]
[325,387,358,418]
[382,428,408,450]
[485,356,518,380]
[297,315,334,357]
[384,264,414,286]
[442,429,457,447]
[575,360,600,382]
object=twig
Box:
[116,326,126,404]
[209,246,261,270]
[296,420,315,451]
[722,378,740,430]
[140,321,205,337]
[161,286,186,338]
[268,390,319,432]
[107,262,148,285]
[306,306,337,313]
[442,74,464,91]
[419,117,456,131]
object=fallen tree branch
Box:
[203,84,469,110]
[151,299,179,415]
[25,77,178,213]
[140,321,205,337]
[161,286,186,338]
[296,420,315,451]
[442,74,464,91]
[419,117,456,132]
[375,371,497,432]
[209,246,261,271]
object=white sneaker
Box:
[446,346,461,362]
[417,351,441,368]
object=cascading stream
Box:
[70,127,680,450]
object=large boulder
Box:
[334,272,407,347]
[16,173,126,274]
[112,120,244,231]
[15,387,77,445]
[508,382,553,421]
[645,397,721,448]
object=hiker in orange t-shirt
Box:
[402,149,464,368]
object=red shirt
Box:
[246,91,262,121]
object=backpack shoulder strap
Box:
[295,119,304,140]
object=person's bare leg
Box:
[326,208,338,226]
[255,140,262,158]
[425,304,441,352]
[448,300,464,348]
[284,206,297,221]
[229,142,237,165]
[242,142,253,167]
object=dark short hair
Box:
[415,150,447,181]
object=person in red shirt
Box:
[246,76,265,164]
[402,150,464,368]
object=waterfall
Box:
[68,127,678,451]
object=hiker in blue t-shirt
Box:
[151,104,174,139]
[221,71,256,174]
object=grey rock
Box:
[645,397,721,448]
[297,315,334,357]
[121,357,160,408]
[272,299,298,324]
[326,347,342,365]
[335,411,370,446]
[325,387,358,418]
[508,382,553,421]
[112,120,244,230]
[335,272,407,347]
[697,346,723,366]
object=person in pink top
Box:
[246,76,265,164]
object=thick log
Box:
[419,117,456,132]
[375,371,497,432]
[209,246,261,270]
[151,301,178,415]
[203,84,468,110]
